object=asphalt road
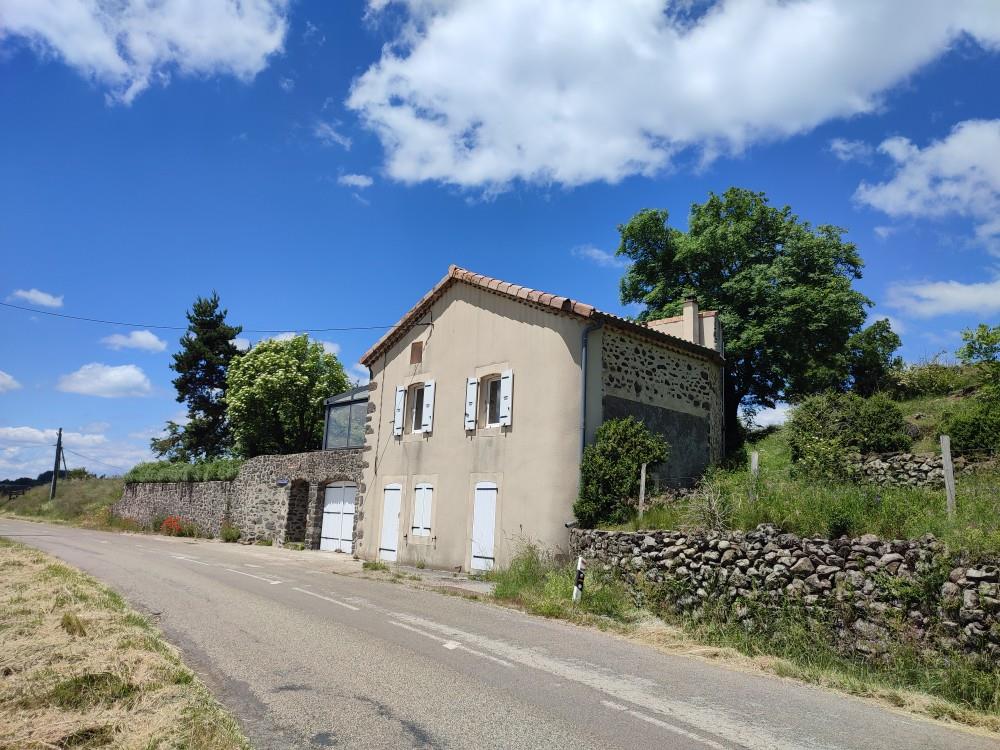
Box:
[1,518,995,750]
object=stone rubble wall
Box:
[114,481,232,536]
[115,448,365,547]
[571,525,999,659]
[850,451,969,488]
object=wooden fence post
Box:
[749,450,760,503]
[638,462,648,513]
[940,434,956,519]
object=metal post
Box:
[940,434,956,519]
[638,462,648,513]
[49,428,62,500]
[572,556,586,604]
[749,450,759,503]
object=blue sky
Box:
[2,0,1000,476]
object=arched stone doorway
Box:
[284,479,309,545]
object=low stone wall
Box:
[850,451,968,487]
[571,525,999,659]
[114,481,232,536]
[115,449,366,546]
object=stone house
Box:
[352,265,725,572]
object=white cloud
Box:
[747,403,790,429]
[57,363,152,398]
[8,288,63,307]
[314,121,352,149]
[350,363,370,386]
[0,426,107,449]
[0,370,21,393]
[303,20,325,46]
[348,1,1000,189]
[571,244,626,268]
[856,119,1000,252]
[279,76,295,92]
[886,277,1000,318]
[0,0,290,104]
[873,225,896,240]
[231,337,251,351]
[319,340,340,356]
[271,332,297,342]
[338,173,374,189]
[100,329,167,352]
[79,421,111,434]
[828,137,872,162]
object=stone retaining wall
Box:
[114,448,365,547]
[115,481,232,536]
[850,451,968,487]
[571,525,999,659]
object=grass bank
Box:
[487,546,1000,735]
[2,478,125,529]
[0,537,248,750]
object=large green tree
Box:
[618,188,870,452]
[225,334,349,457]
[158,292,242,460]
[847,318,903,396]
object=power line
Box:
[0,301,426,334]
[61,448,129,473]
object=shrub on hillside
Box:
[574,417,669,528]
[787,392,910,478]
[940,394,1000,457]
[123,458,243,483]
[887,357,970,399]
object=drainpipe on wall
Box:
[580,320,604,458]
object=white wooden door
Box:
[379,484,402,562]
[320,482,356,553]
[471,482,497,571]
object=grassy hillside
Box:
[621,392,1000,554]
[2,478,124,528]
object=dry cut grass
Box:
[0,538,249,750]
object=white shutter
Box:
[393,386,406,436]
[464,377,479,430]
[499,369,513,426]
[420,380,435,433]
[412,484,432,536]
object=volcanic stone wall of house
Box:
[116,448,367,546]
[115,481,232,536]
[571,526,999,660]
[601,329,723,487]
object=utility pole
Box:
[49,428,63,500]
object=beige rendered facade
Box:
[354,266,724,572]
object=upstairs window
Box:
[484,376,502,427]
[409,383,425,433]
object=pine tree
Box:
[157,292,242,460]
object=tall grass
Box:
[123,459,243,483]
[620,429,1000,555]
[487,544,636,625]
[2,478,124,526]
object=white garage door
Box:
[320,482,356,553]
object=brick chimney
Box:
[682,295,702,346]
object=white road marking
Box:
[388,620,513,668]
[602,700,729,749]
[385,613,830,750]
[172,555,212,567]
[244,564,263,568]
[292,587,360,611]
[99,541,109,544]
[225,568,282,585]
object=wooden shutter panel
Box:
[421,380,435,433]
[393,386,406,436]
[412,484,432,535]
[464,377,479,430]
[499,369,513,426]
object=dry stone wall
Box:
[571,525,999,660]
[114,481,231,536]
[850,451,968,487]
[115,448,366,547]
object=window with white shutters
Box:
[421,380,435,433]
[408,383,424,433]
[483,376,502,427]
[411,484,433,536]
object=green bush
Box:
[123,458,244,483]
[888,357,970,399]
[574,417,669,528]
[787,392,910,477]
[940,394,1000,457]
[220,523,241,543]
